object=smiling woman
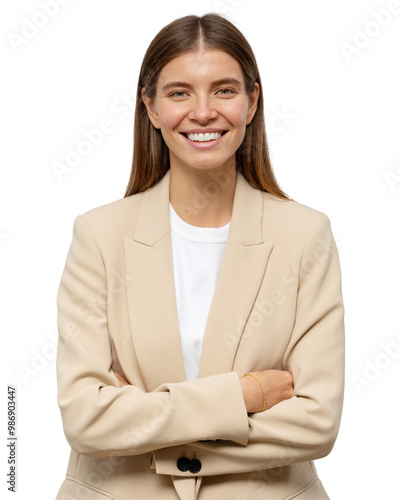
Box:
[55,13,344,500]
[141,49,259,196]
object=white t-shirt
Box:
[169,203,230,380]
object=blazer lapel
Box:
[123,169,273,390]
[198,173,273,378]
[123,170,187,391]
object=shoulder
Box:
[81,193,142,221]
[264,192,328,219]
[261,192,334,242]
[73,193,144,242]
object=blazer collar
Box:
[133,169,264,247]
[123,169,273,389]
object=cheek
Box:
[158,105,184,134]
[223,101,250,129]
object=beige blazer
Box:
[55,169,344,500]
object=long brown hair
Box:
[124,13,289,200]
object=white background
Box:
[1,1,400,499]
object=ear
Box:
[246,82,260,125]
[141,88,161,129]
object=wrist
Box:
[243,373,265,412]
[240,373,265,413]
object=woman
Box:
[55,13,344,500]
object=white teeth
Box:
[187,132,223,142]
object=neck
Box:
[169,162,237,228]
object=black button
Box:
[177,456,190,472]
[188,458,202,474]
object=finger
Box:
[114,371,129,387]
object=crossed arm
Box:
[114,369,294,414]
[56,212,344,475]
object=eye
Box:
[169,91,188,98]
[216,88,236,97]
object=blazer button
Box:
[177,456,190,472]
[188,458,202,474]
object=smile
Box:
[188,132,221,142]
[183,131,227,142]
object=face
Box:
[142,49,259,174]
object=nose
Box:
[188,94,217,123]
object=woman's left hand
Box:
[114,371,130,388]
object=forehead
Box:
[157,49,245,87]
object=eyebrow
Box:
[160,78,243,93]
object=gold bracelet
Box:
[243,373,266,412]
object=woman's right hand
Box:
[114,371,130,388]
[240,370,294,413]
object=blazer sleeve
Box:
[152,212,345,476]
[56,215,249,458]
